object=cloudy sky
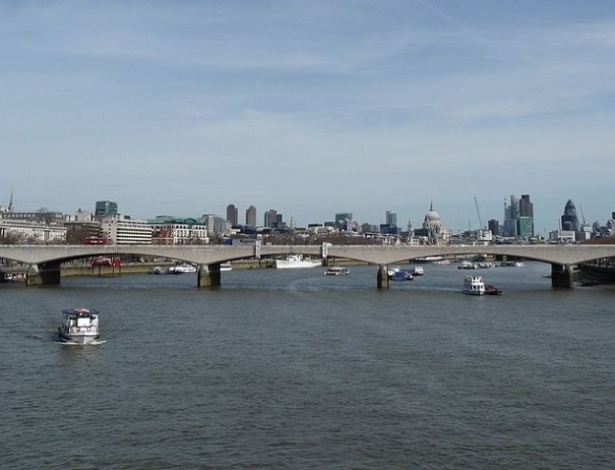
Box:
[2,0,614,233]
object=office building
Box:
[95,201,118,218]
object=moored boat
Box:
[324,266,349,276]
[462,276,485,295]
[275,254,321,269]
[58,308,100,344]
[166,264,197,274]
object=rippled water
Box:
[2,262,614,469]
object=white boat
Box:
[499,261,524,267]
[458,260,477,270]
[220,262,232,272]
[463,276,486,295]
[58,308,100,344]
[275,254,321,269]
[324,266,349,276]
[411,266,424,276]
[166,264,197,274]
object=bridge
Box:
[2,243,615,289]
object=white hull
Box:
[59,308,101,343]
[463,276,486,295]
[275,255,321,269]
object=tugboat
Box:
[484,284,503,295]
[58,308,100,344]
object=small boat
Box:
[324,266,349,276]
[499,261,524,267]
[58,308,100,344]
[166,264,197,274]
[275,254,321,269]
[485,284,503,295]
[458,260,478,270]
[462,276,485,295]
[220,262,232,272]
[388,268,413,281]
[411,266,424,276]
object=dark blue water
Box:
[1,262,614,469]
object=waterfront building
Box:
[561,199,580,232]
[245,205,256,227]
[101,215,152,245]
[149,216,209,245]
[226,204,238,227]
[0,218,67,244]
[95,200,118,218]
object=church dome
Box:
[422,201,442,232]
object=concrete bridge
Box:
[2,243,615,289]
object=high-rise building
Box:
[518,195,534,237]
[503,194,534,238]
[226,204,238,227]
[264,209,278,228]
[335,212,353,231]
[561,199,580,232]
[385,210,397,227]
[95,201,118,218]
[245,205,256,227]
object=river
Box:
[1,262,614,469]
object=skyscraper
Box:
[245,205,256,227]
[503,194,534,238]
[561,199,580,232]
[226,204,238,227]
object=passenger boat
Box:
[275,254,321,269]
[388,267,413,281]
[462,276,486,295]
[324,266,349,276]
[58,308,100,344]
[220,262,232,272]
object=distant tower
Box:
[226,204,238,227]
[561,199,580,232]
[385,210,397,227]
[245,205,256,227]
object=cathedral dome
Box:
[422,201,442,232]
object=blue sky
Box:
[2,0,614,233]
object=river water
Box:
[1,262,614,469]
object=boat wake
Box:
[56,340,107,346]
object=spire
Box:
[8,187,14,212]
[429,199,434,212]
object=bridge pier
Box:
[198,263,221,288]
[377,265,389,289]
[26,261,61,286]
[551,263,573,289]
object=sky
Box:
[2,0,614,234]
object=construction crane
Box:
[474,196,484,229]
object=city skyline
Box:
[2,1,614,232]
